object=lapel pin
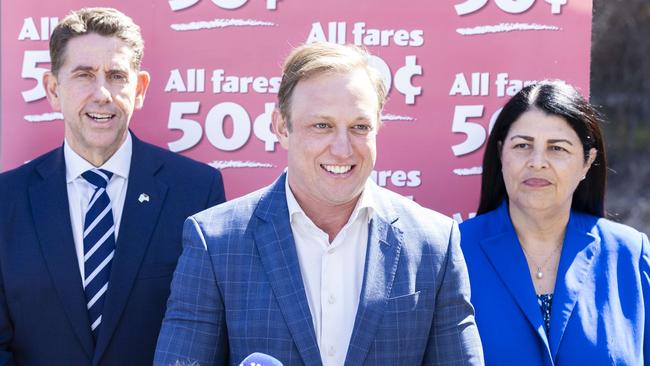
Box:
[138,193,150,203]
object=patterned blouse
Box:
[537,293,553,336]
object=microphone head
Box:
[239,352,283,366]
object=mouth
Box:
[86,112,116,122]
[321,164,354,175]
[523,178,552,187]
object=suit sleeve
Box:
[154,217,228,366]
[640,232,650,362]
[207,170,226,207]
[0,188,16,366]
[423,221,484,366]
[0,264,16,366]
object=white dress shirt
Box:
[65,133,132,282]
[285,174,373,366]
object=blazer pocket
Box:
[386,291,421,312]
[137,263,177,279]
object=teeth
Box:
[323,165,352,174]
[87,113,113,121]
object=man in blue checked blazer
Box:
[155,42,483,366]
[0,8,225,366]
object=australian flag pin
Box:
[138,193,150,203]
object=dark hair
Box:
[49,7,144,76]
[277,42,386,131]
[477,80,607,217]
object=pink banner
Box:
[0,0,593,221]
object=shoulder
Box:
[459,208,501,237]
[132,140,224,200]
[574,212,649,254]
[189,184,269,236]
[0,148,60,193]
[135,139,219,177]
[374,186,456,241]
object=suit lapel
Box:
[29,148,95,358]
[93,138,168,362]
[344,209,402,366]
[548,214,599,360]
[479,204,551,361]
[253,174,322,366]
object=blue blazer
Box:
[0,134,226,366]
[460,201,650,365]
[154,173,483,366]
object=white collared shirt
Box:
[64,133,132,282]
[285,174,373,366]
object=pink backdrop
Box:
[0,0,593,221]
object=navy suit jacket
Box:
[154,173,483,366]
[0,134,226,365]
[460,201,650,365]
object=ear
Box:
[43,71,61,111]
[586,148,597,166]
[134,70,150,109]
[582,147,597,176]
[272,108,290,150]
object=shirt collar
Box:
[64,132,133,183]
[284,170,376,225]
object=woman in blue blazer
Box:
[460,80,649,365]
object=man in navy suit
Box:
[0,7,225,365]
[155,42,483,365]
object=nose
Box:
[527,148,549,169]
[92,79,113,104]
[330,128,353,158]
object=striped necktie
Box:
[81,168,115,340]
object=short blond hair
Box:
[277,42,387,130]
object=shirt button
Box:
[328,346,336,356]
[328,295,336,304]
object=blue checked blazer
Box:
[154,173,484,366]
[460,201,650,365]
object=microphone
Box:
[239,352,284,366]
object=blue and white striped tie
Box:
[81,169,115,340]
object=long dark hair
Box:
[477,80,607,217]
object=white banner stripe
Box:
[87,283,108,309]
[23,112,63,122]
[208,160,274,169]
[170,18,275,31]
[453,166,483,176]
[84,251,114,287]
[83,204,112,238]
[84,226,115,261]
[456,22,560,36]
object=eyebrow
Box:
[70,65,129,73]
[510,135,574,145]
[309,114,373,122]
[70,65,97,73]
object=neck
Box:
[292,194,359,243]
[508,202,570,250]
[81,151,114,167]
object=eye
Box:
[75,72,92,79]
[314,122,330,129]
[352,124,372,131]
[513,143,530,149]
[109,73,128,82]
[550,145,568,152]
[351,124,374,136]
